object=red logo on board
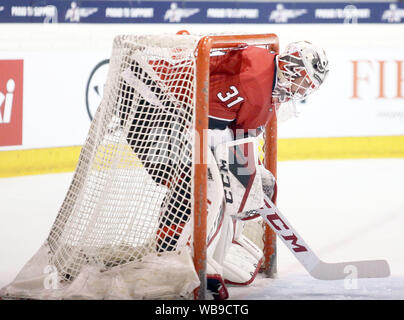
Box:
[0,60,24,146]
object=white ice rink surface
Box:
[1,159,403,299]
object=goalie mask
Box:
[273,41,329,103]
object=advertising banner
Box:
[0,1,404,24]
[0,60,23,147]
[0,23,403,151]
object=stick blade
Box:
[310,260,391,280]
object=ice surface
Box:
[1,159,403,299]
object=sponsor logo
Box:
[262,199,308,253]
[0,60,23,147]
[105,7,154,19]
[65,1,98,22]
[382,3,404,23]
[350,60,404,99]
[164,2,199,22]
[207,8,259,19]
[85,59,109,120]
[269,4,307,23]
[43,6,58,24]
[11,5,58,23]
[219,159,233,204]
[315,5,370,23]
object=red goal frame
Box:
[194,34,279,299]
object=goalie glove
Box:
[260,164,276,203]
[239,164,277,221]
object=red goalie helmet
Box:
[274,41,329,102]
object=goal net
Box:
[0,32,278,300]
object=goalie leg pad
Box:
[213,137,265,216]
[205,147,229,300]
[222,219,263,285]
[210,137,267,286]
[223,242,263,285]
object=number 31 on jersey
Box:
[217,85,244,108]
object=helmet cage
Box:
[276,41,328,102]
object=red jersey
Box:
[149,46,276,133]
[209,46,277,133]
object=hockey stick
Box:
[251,195,391,280]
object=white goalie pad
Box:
[222,241,263,285]
[204,148,229,299]
[206,148,225,254]
[219,217,264,285]
[210,137,267,286]
[214,137,265,215]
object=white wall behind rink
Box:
[0,23,403,151]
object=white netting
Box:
[1,33,279,300]
[0,34,201,300]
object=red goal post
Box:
[194,33,279,299]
